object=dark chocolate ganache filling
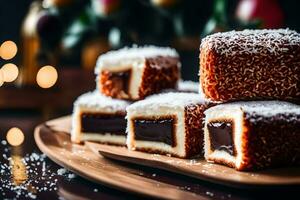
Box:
[207,120,235,156]
[133,117,176,147]
[81,113,126,135]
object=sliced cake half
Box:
[71,91,131,145]
[95,45,180,100]
[126,92,210,158]
[204,101,300,171]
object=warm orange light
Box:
[6,127,25,146]
[36,65,58,88]
[11,155,28,185]
[0,69,4,87]
[1,63,19,82]
[0,41,18,60]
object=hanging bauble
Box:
[236,0,284,28]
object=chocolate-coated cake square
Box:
[95,46,180,100]
[126,92,210,158]
[204,101,300,171]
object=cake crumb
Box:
[206,191,214,197]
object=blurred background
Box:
[0,0,300,144]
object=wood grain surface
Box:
[92,143,300,188]
[36,116,300,195]
[35,117,208,200]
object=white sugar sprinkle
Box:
[57,168,67,175]
[206,191,214,197]
[0,151,76,199]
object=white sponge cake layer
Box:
[128,62,144,99]
[80,133,126,145]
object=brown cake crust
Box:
[99,70,131,99]
[184,103,209,158]
[200,30,300,102]
[239,113,300,171]
[138,56,180,99]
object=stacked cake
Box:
[71,45,203,151]
[71,29,300,171]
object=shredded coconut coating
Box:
[127,92,207,112]
[200,29,300,101]
[201,29,300,55]
[74,91,131,111]
[205,101,300,117]
[95,45,179,74]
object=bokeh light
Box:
[36,65,58,88]
[0,69,4,87]
[0,41,18,60]
[11,155,28,185]
[1,63,19,82]
[6,127,25,146]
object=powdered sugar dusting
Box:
[205,101,300,117]
[74,91,131,112]
[201,29,300,55]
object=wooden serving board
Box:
[34,116,207,200]
[91,145,300,188]
[35,116,300,195]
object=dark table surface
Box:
[0,114,299,200]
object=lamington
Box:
[95,46,180,100]
[200,29,300,102]
[204,101,300,171]
[71,91,131,145]
[126,92,210,158]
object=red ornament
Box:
[236,0,284,28]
